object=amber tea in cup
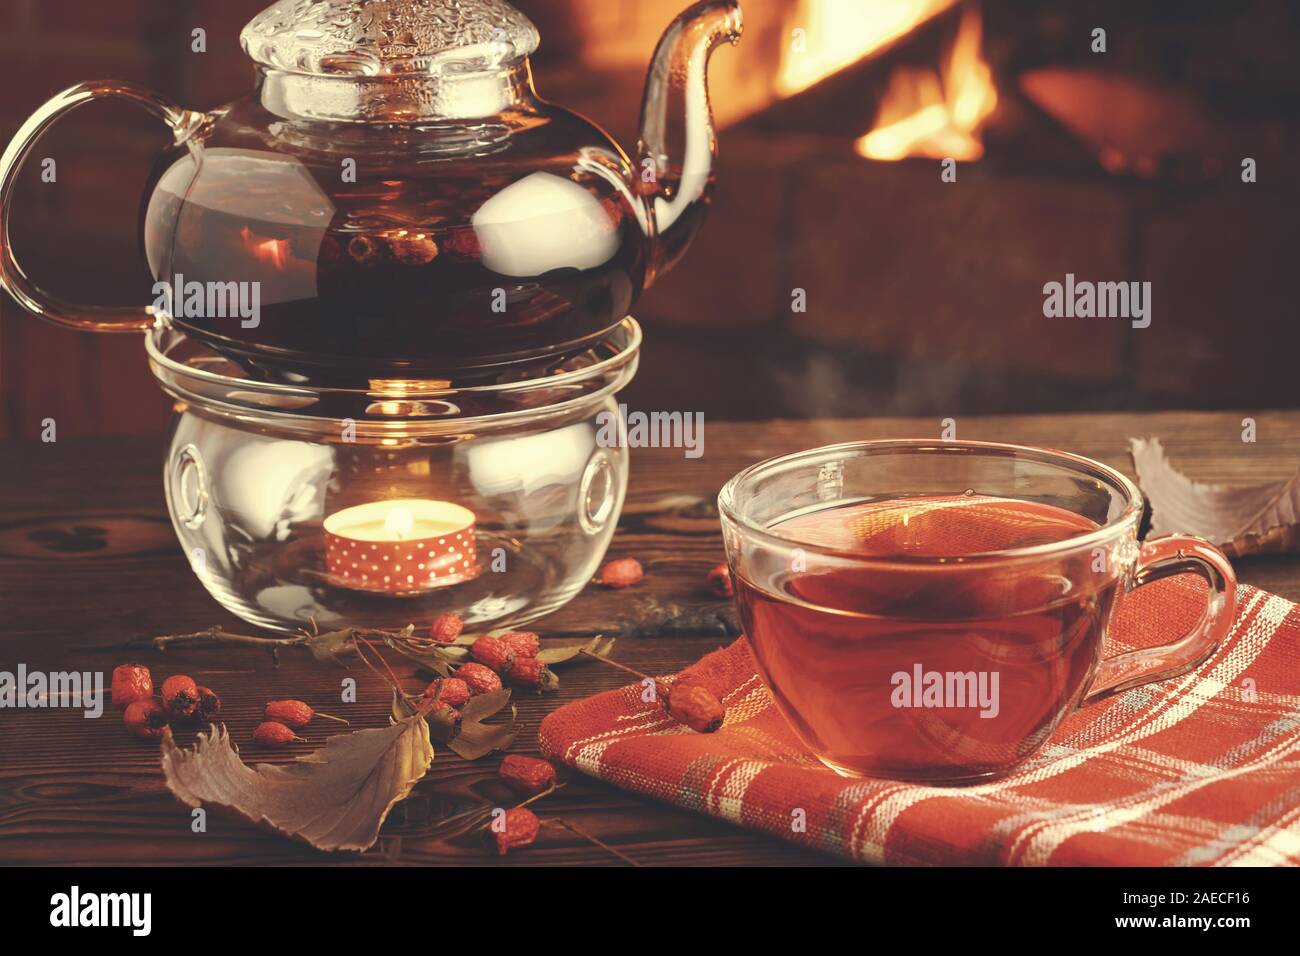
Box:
[718,440,1237,784]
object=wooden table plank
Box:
[2,411,1298,865]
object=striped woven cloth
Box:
[539,580,1300,865]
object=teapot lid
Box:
[242,0,540,77]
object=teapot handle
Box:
[0,81,202,332]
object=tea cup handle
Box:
[1081,535,1237,705]
[0,81,203,332]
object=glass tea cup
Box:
[718,440,1237,784]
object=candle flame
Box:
[384,506,416,540]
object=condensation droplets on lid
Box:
[241,0,541,77]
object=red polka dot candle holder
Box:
[324,500,479,594]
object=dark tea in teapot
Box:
[142,103,660,379]
[0,0,743,381]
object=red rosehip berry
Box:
[192,686,221,722]
[161,675,200,718]
[111,664,153,709]
[457,662,503,696]
[430,612,464,644]
[498,631,540,658]
[499,755,557,797]
[422,677,471,708]
[470,635,514,675]
[707,563,734,598]
[264,699,347,728]
[124,699,169,740]
[596,558,643,588]
[507,656,558,692]
[494,806,540,856]
[252,721,304,747]
[665,682,726,734]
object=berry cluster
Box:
[456,631,558,701]
[113,664,221,739]
[113,663,346,747]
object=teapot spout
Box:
[637,1,743,286]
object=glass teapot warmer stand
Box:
[150,318,639,635]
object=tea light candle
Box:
[323,499,478,594]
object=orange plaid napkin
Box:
[539,580,1300,865]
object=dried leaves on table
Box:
[159,622,597,851]
[160,705,433,853]
[391,684,520,760]
[1131,437,1300,557]
[441,688,518,760]
[537,635,617,666]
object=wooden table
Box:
[2,411,1297,866]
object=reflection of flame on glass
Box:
[856,4,997,161]
[778,0,959,95]
[240,226,291,269]
[384,506,415,540]
[367,378,453,396]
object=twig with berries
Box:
[466,633,559,693]
[480,754,643,865]
[474,765,563,855]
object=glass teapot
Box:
[0,0,742,380]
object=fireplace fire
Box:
[772,0,998,162]
[777,0,959,96]
[855,3,997,161]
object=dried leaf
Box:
[537,635,616,666]
[160,710,433,853]
[450,709,518,761]
[392,691,416,720]
[307,628,357,666]
[448,688,518,760]
[426,703,459,743]
[385,639,457,677]
[1131,437,1300,557]
[461,687,512,722]
[435,644,471,661]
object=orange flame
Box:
[856,4,997,161]
[241,226,292,269]
[255,238,291,269]
[778,0,959,95]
